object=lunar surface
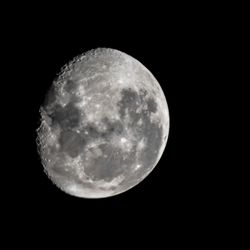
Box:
[37,48,170,198]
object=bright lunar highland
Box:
[37,48,170,198]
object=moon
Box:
[37,48,170,198]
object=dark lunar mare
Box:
[41,82,163,186]
[146,97,158,113]
[41,81,85,158]
[117,88,141,120]
[84,144,124,182]
[58,130,86,158]
[82,118,124,141]
[50,102,81,130]
[83,143,137,182]
[117,87,162,172]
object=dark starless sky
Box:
[3,5,218,240]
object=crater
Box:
[51,162,71,178]
[64,79,78,94]
[38,48,169,198]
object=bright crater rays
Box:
[37,48,170,198]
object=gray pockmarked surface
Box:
[37,48,170,198]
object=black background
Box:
[2,2,225,244]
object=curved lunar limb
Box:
[37,48,170,198]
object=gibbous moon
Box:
[37,48,170,198]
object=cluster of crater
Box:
[43,79,163,182]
